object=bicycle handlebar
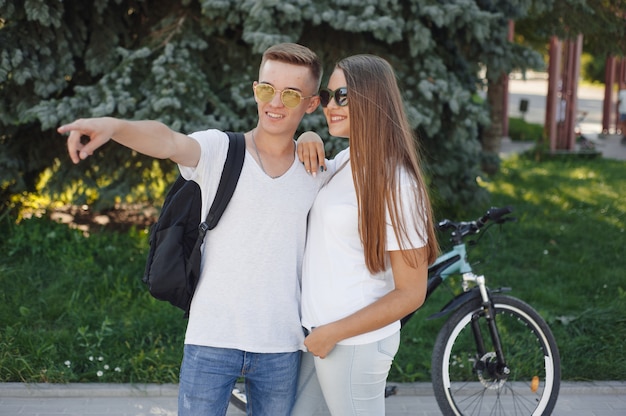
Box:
[438,206,514,244]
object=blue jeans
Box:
[178,344,300,416]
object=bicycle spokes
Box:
[432,295,560,415]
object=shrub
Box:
[508,117,544,142]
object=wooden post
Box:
[556,39,571,149]
[502,20,514,138]
[565,34,583,150]
[546,37,561,152]
[602,55,615,134]
[555,35,582,150]
[616,58,626,134]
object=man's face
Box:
[254,60,320,137]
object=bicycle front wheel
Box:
[431,294,561,416]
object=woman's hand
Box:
[296,131,326,176]
[304,324,340,358]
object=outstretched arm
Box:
[58,117,201,167]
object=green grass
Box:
[0,218,185,383]
[396,154,626,382]
[508,117,544,142]
[1,155,625,383]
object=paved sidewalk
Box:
[1,381,625,415]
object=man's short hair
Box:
[261,43,322,90]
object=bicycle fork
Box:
[463,272,511,382]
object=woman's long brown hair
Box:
[337,55,438,273]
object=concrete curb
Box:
[2,381,625,398]
[0,383,179,398]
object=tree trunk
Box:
[481,70,506,174]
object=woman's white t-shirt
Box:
[301,147,427,345]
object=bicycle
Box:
[230,206,561,415]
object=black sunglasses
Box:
[319,87,348,108]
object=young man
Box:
[59,43,326,416]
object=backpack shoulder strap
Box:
[200,131,246,234]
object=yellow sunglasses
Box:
[254,83,315,109]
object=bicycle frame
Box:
[421,241,512,377]
[420,238,512,319]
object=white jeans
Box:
[292,331,400,416]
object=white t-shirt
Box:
[179,129,325,353]
[301,148,427,345]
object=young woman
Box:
[292,54,439,415]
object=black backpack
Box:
[142,132,246,316]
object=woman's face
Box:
[322,68,350,138]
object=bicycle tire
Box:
[230,387,247,412]
[431,294,561,416]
